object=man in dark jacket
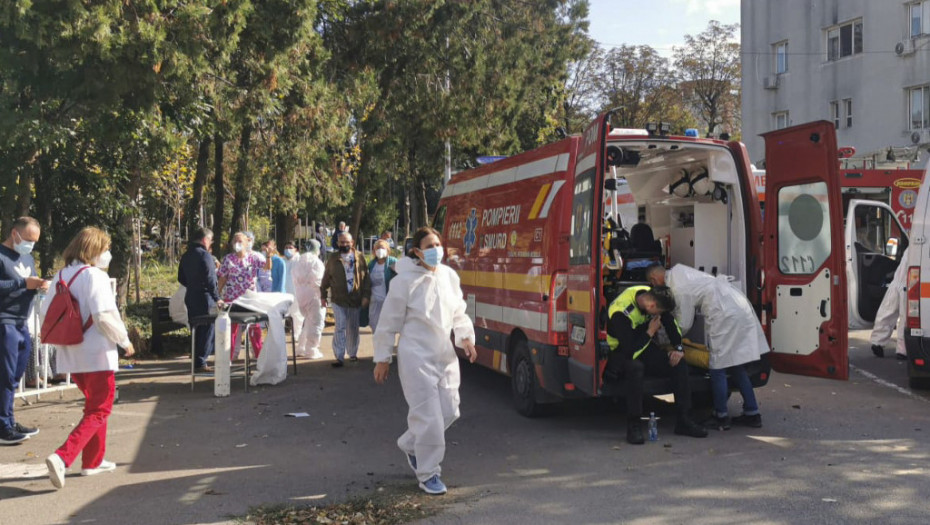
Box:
[178,228,221,373]
[0,217,47,445]
[604,285,707,444]
[321,232,370,367]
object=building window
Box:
[911,85,930,130]
[774,111,789,130]
[844,99,853,128]
[827,19,863,61]
[830,101,840,128]
[775,41,788,73]
[912,1,930,38]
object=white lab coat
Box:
[870,248,909,356]
[373,257,475,483]
[666,264,769,370]
[291,252,326,355]
[283,254,304,349]
[230,290,293,385]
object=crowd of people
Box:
[1,216,911,497]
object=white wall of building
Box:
[741,0,930,168]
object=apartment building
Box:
[741,0,930,168]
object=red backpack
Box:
[40,266,94,346]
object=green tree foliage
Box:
[673,20,741,137]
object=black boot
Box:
[674,417,708,438]
[871,344,884,358]
[626,420,645,445]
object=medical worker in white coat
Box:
[870,247,910,359]
[373,227,476,496]
[646,263,768,429]
[292,240,325,359]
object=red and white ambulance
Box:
[435,112,850,415]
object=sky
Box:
[586,0,740,56]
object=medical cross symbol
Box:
[464,208,478,256]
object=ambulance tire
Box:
[511,341,550,418]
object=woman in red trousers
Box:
[41,227,134,489]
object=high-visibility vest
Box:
[606,286,651,360]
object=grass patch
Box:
[239,490,440,525]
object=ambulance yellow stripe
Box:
[492,350,501,370]
[567,290,591,313]
[528,183,552,220]
[458,271,551,294]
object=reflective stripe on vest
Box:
[606,286,651,359]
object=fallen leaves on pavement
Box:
[241,494,436,525]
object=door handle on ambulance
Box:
[820,300,827,318]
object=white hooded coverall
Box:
[666,264,769,369]
[870,247,910,356]
[373,257,475,482]
[284,252,304,350]
[292,250,326,357]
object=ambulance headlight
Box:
[670,170,692,198]
[690,168,713,195]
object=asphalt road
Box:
[2,328,929,525]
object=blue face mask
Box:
[420,246,443,267]
[13,231,34,255]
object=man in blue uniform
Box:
[0,217,48,445]
[178,228,221,373]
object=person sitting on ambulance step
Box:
[604,285,708,444]
[646,263,768,430]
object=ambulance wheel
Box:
[511,341,547,417]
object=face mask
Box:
[234,243,244,253]
[375,248,387,259]
[420,246,443,267]
[284,249,295,259]
[95,250,113,269]
[13,231,34,255]
[339,245,351,254]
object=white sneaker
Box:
[81,460,116,476]
[46,453,66,489]
[309,349,324,360]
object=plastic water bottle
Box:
[648,412,658,441]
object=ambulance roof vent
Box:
[609,128,649,136]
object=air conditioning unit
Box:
[763,75,779,90]
[911,129,929,145]
[895,40,916,56]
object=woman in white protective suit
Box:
[291,239,326,360]
[373,227,476,496]
[869,247,910,359]
[646,263,769,430]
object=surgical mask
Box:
[234,242,244,253]
[284,249,295,259]
[13,231,34,255]
[339,245,351,254]
[375,248,387,259]
[420,246,443,267]
[95,250,113,269]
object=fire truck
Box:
[435,113,849,416]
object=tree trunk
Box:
[349,167,369,241]
[403,179,411,238]
[15,169,33,218]
[229,124,252,242]
[33,158,55,277]
[185,137,212,235]
[418,176,429,227]
[212,134,225,251]
[114,171,145,307]
[275,212,299,247]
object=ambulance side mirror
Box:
[886,238,899,257]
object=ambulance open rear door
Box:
[566,112,610,395]
[761,121,849,380]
